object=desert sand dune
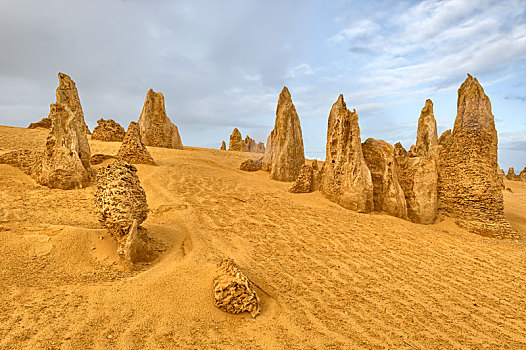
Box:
[0,125,525,349]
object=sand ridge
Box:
[0,125,525,349]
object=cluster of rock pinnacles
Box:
[238,75,518,240]
[0,72,520,318]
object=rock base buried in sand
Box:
[289,164,314,193]
[0,149,43,177]
[117,219,152,263]
[213,258,261,318]
[240,158,262,172]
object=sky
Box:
[0,0,525,169]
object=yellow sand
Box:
[0,125,525,349]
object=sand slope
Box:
[0,125,525,349]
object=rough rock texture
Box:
[228,128,244,151]
[395,143,438,224]
[94,160,149,237]
[91,118,126,142]
[507,168,519,181]
[437,74,517,238]
[255,142,265,154]
[91,154,115,165]
[117,122,156,165]
[362,139,408,219]
[262,87,305,182]
[138,89,183,149]
[118,220,152,263]
[28,117,52,129]
[55,73,91,134]
[415,99,438,157]
[320,94,373,212]
[498,168,506,189]
[220,141,226,150]
[0,149,43,177]
[289,165,314,193]
[519,168,526,182]
[438,129,452,147]
[213,258,261,318]
[240,158,262,172]
[39,100,91,190]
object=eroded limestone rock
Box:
[117,122,156,165]
[91,118,125,142]
[0,149,43,177]
[415,99,438,157]
[229,128,243,151]
[362,138,407,219]
[55,72,91,135]
[138,89,183,149]
[262,87,305,182]
[240,158,262,172]
[507,168,518,181]
[437,74,517,238]
[289,164,314,193]
[320,94,373,212]
[28,117,52,129]
[220,141,226,150]
[213,258,261,318]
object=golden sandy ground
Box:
[0,125,525,349]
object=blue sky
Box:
[0,0,525,169]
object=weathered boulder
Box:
[55,72,91,134]
[240,158,262,172]
[395,143,438,224]
[94,159,149,237]
[0,149,43,177]
[262,87,305,181]
[116,122,156,165]
[39,101,91,189]
[289,165,314,193]
[415,99,438,157]
[362,139,407,219]
[507,167,519,181]
[228,128,244,151]
[213,258,261,318]
[28,117,52,129]
[437,74,517,238]
[91,118,126,142]
[138,89,183,149]
[220,140,226,150]
[320,94,373,212]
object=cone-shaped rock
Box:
[55,73,91,135]
[256,142,265,154]
[91,118,126,142]
[220,140,226,150]
[437,74,517,238]
[362,138,407,218]
[289,165,314,193]
[415,99,438,157]
[244,135,257,152]
[262,87,305,181]
[117,122,156,165]
[395,143,438,224]
[519,168,526,182]
[228,128,243,151]
[39,95,91,190]
[138,89,183,149]
[507,167,518,181]
[321,94,373,212]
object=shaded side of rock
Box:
[438,129,452,147]
[240,158,262,172]
[437,74,517,238]
[289,165,314,193]
[90,154,115,165]
[117,122,156,165]
[213,258,261,318]
[507,167,518,181]
[243,135,257,152]
[91,118,126,142]
[519,167,526,182]
[263,87,305,181]
[28,117,52,129]
[320,94,373,212]
[220,141,226,150]
[94,159,149,237]
[395,143,438,224]
[138,89,183,149]
[256,142,265,154]
[118,219,152,263]
[362,139,407,219]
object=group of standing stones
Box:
[222,128,265,153]
[238,75,517,239]
[506,167,526,182]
